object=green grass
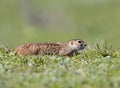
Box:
[0,0,120,87]
[0,0,120,47]
[0,43,120,88]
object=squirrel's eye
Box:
[78,41,82,43]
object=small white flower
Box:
[66,58,70,61]
[106,55,111,59]
[28,61,33,67]
[57,57,61,60]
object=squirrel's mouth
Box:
[78,43,87,50]
[80,43,87,48]
[84,43,87,47]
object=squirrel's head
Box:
[67,39,87,51]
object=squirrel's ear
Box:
[71,41,73,45]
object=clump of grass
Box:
[0,42,10,53]
[79,41,118,60]
[95,41,118,57]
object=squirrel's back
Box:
[15,43,61,55]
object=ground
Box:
[0,43,120,88]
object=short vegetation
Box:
[0,0,120,88]
[0,43,120,88]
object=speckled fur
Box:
[14,39,87,56]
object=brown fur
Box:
[14,39,87,56]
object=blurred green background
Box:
[0,0,120,48]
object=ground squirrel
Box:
[14,39,87,56]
